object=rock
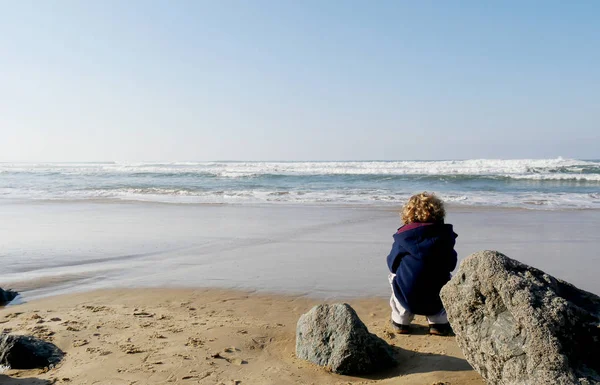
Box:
[296,303,396,375]
[0,288,19,306]
[0,333,64,369]
[440,250,600,385]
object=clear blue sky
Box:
[1,1,598,161]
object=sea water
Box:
[1,158,599,300]
[1,158,599,209]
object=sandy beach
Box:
[1,203,599,384]
[0,288,484,385]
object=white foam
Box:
[7,188,592,209]
[1,159,599,209]
[2,158,599,178]
[502,173,600,182]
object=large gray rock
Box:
[0,334,64,369]
[296,303,396,375]
[441,250,600,385]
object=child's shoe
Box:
[391,321,411,334]
[428,323,452,336]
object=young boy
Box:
[386,192,457,335]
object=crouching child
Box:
[387,192,457,335]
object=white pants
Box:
[388,273,448,325]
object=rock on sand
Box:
[441,250,600,385]
[296,303,396,375]
[0,334,64,369]
[0,288,18,307]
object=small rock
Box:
[0,288,19,306]
[296,303,397,375]
[0,333,64,369]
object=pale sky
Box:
[1,1,598,161]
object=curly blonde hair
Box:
[401,192,446,224]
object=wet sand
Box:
[1,202,599,300]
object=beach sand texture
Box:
[0,289,484,385]
[1,203,598,384]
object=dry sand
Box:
[0,289,484,385]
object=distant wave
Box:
[1,158,599,209]
[1,158,600,180]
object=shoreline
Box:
[2,202,600,302]
[3,197,600,212]
[0,288,484,385]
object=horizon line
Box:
[0,156,590,164]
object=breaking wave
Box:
[1,158,599,209]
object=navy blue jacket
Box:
[386,222,458,315]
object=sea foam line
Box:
[1,158,599,177]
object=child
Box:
[386,192,457,335]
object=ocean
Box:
[2,158,600,300]
[1,158,599,209]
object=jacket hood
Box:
[392,223,457,262]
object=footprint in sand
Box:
[73,339,89,347]
[29,313,43,320]
[247,337,269,350]
[210,347,247,365]
[28,325,55,339]
[86,346,112,356]
[119,343,144,354]
[139,321,154,328]
[82,305,110,313]
[185,337,205,347]
[4,312,22,319]
[133,311,154,318]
